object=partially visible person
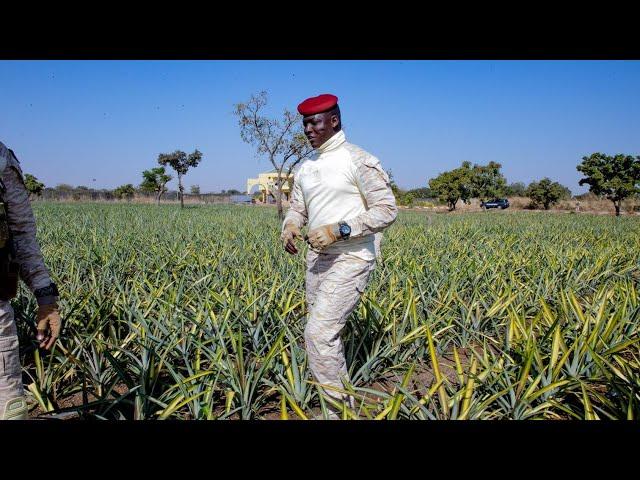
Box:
[1,141,61,420]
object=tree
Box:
[190,184,201,196]
[386,169,420,206]
[400,191,416,207]
[505,182,527,197]
[577,153,640,216]
[406,187,433,199]
[55,183,74,193]
[526,178,572,210]
[428,162,474,211]
[140,167,172,205]
[233,91,313,220]
[470,161,506,202]
[113,184,136,201]
[158,150,203,209]
[386,169,403,199]
[24,174,45,200]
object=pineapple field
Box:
[14,203,640,420]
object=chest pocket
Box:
[302,166,322,191]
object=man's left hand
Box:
[306,223,340,250]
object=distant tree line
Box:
[21,149,639,216]
[28,178,242,204]
[401,153,640,215]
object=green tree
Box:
[190,184,201,196]
[406,187,433,199]
[386,169,403,199]
[140,167,172,205]
[505,182,527,197]
[429,162,474,211]
[55,183,74,193]
[577,153,640,216]
[400,191,416,207]
[385,170,421,207]
[113,184,136,201]
[233,91,313,220]
[24,173,45,200]
[471,161,506,202]
[158,150,203,209]
[526,178,572,210]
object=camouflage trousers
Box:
[0,300,27,420]
[304,250,375,417]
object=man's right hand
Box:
[281,222,302,255]
[36,302,63,350]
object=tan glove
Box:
[306,223,340,250]
[36,303,62,350]
[281,222,303,255]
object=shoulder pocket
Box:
[361,156,390,184]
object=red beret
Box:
[297,94,338,116]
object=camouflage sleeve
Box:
[1,150,52,291]
[346,153,398,238]
[282,176,307,231]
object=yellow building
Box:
[246,170,294,203]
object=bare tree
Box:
[233,91,313,220]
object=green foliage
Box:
[113,184,136,201]
[470,161,506,201]
[504,182,527,197]
[526,178,572,210]
[397,192,416,207]
[18,203,640,420]
[158,150,203,209]
[140,167,172,197]
[577,153,640,216]
[24,173,45,198]
[158,150,203,177]
[406,187,433,199]
[190,185,201,196]
[55,184,74,193]
[386,169,402,199]
[428,162,474,210]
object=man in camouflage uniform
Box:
[0,141,62,420]
[281,94,397,419]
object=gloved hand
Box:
[36,303,62,350]
[281,222,303,255]
[306,223,340,250]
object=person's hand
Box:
[36,303,62,350]
[306,224,340,250]
[281,222,303,255]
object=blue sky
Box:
[1,60,638,195]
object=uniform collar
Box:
[316,130,346,154]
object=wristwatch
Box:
[34,282,59,305]
[338,221,351,240]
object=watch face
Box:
[340,224,351,236]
